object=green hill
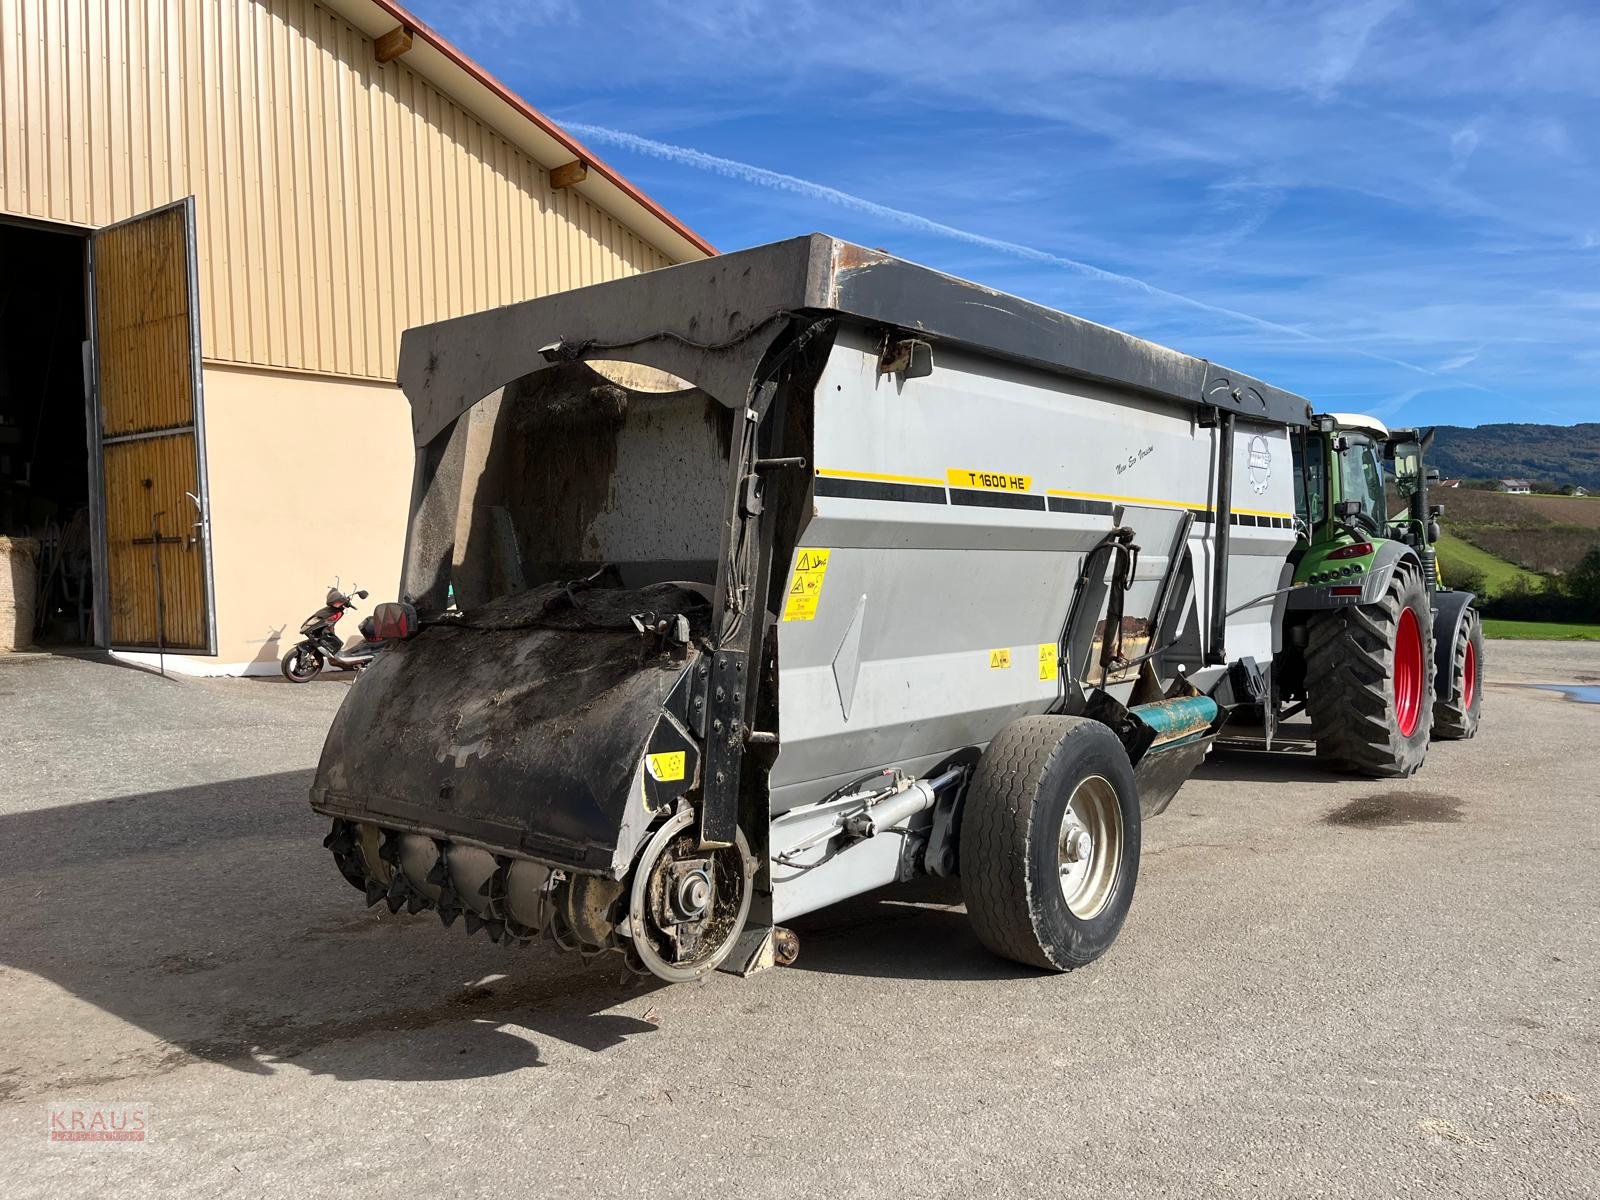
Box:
[1429,423,1600,491]
[1433,532,1539,596]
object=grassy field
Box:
[1521,493,1600,525]
[1482,618,1600,641]
[1434,531,1541,595]
[1433,489,1600,576]
[1440,489,1600,528]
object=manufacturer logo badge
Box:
[1247,435,1272,494]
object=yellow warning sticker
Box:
[1038,643,1059,681]
[947,468,1033,493]
[646,751,686,782]
[782,548,832,621]
[989,648,1013,670]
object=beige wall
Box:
[2,0,708,672]
[1,0,683,381]
[201,364,413,671]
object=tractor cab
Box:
[1290,413,1395,592]
[1291,413,1446,587]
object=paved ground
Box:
[0,643,1596,1198]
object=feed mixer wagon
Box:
[310,235,1315,981]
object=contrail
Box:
[566,121,1439,378]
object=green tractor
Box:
[1276,413,1484,776]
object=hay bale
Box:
[0,536,39,652]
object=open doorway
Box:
[0,217,93,647]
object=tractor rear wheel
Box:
[1305,560,1435,777]
[1433,607,1484,740]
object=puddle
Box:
[1324,792,1462,828]
[1533,684,1600,705]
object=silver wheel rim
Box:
[1057,774,1122,919]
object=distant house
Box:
[1499,479,1532,494]
[1571,486,1590,498]
[1436,478,1463,489]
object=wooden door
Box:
[90,198,215,653]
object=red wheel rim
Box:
[1394,607,1424,737]
[1463,639,1478,709]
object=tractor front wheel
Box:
[1433,607,1484,740]
[1305,561,1435,777]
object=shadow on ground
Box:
[0,732,1390,1099]
[786,876,1038,983]
[0,771,662,1097]
[1198,745,1349,784]
[0,767,1046,1102]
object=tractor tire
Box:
[1305,560,1435,777]
[961,716,1140,972]
[1433,607,1484,740]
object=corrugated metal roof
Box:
[0,0,704,380]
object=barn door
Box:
[89,198,216,653]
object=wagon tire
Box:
[1305,559,1434,777]
[1433,607,1484,740]
[961,716,1140,972]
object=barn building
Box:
[0,0,711,672]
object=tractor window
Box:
[1292,432,1325,529]
[1340,436,1387,529]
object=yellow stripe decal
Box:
[821,472,1293,520]
[816,467,944,487]
[1046,487,1292,520]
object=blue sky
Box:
[410,1,1599,427]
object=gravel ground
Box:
[0,642,1596,1198]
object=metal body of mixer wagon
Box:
[309,235,1312,981]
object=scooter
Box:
[281,582,386,682]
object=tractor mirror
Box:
[1392,444,1423,497]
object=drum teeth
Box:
[384,875,408,914]
[323,820,355,852]
[328,827,602,953]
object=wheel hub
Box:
[1057,775,1123,920]
[628,809,754,982]
[673,867,713,920]
[1061,825,1093,865]
[1463,638,1478,709]
[1394,605,1424,737]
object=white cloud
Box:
[1449,126,1480,168]
[568,120,1442,376]
[405,0,1599,422]
[1308,0,1406,98]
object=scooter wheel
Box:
[281,645,325,683]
